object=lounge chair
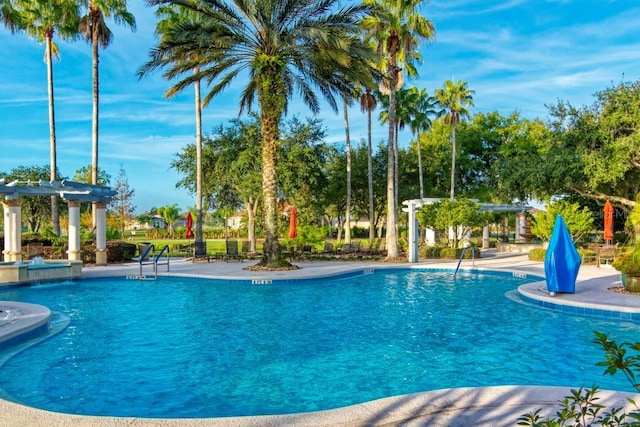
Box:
[192,240,211,263]
[322,241,335,256]
[225,240,244,262]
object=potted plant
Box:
[612,244,640,292]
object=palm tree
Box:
[360,87,377,242]
[147,5,205,248]
[342,96,353,244]
[362,0,435,258]
[434,79,475,200]
[404,87,435,198]
[1,0,81,235]
[141,0,378,267]
[78,0,136,227]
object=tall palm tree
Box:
[141,0,378,267]
[342,96,353,244]
[404,87,435,198]
[434,79,475,200]
[148,5,205,247]
[1,0,81,235]
[362,0,435,258]
[360,87,377,242]
[78,0,135,227]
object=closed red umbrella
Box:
[603,201,614,244]
[288,207,298,239]
[185,212,194,239]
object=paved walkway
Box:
[1,250,640,426]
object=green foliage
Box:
[612,245,640,276]
[520,331,640,426]
[417,198,492,248]
[81,241,136,264]
[528,248,547,262]
[3,165,63,232]
[531,200,594,243]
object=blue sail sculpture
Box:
[544,215,581,294]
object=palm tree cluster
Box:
[2,0,476,268]
[1,0,136,235]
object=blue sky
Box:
[1,0,639,213]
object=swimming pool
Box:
[0,268,638,418]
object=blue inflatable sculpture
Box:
[544,215,581,295]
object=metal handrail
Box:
[454,245,476,278]
[137,244,170,280]
[153,245,170,277]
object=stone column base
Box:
[95,249,107,266]
[67,250,81,261]
[4,251,22,262]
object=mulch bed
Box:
[609,287,640,296]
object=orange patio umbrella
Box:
[185,212,194,239]
[603,201,614,244]
[288,207,298,239]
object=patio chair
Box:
[322,241,335,256]
[225,239,244,262]
[192,240,211,263]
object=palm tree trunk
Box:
[417,132,424,198]
[450,127,456,200]
[247,197,258,253]
[367,108,375,243]
[386,63,398,258]
[91,19,100,230]
[260,110,283,265]
[194,69,203,244]
[394,120,399,218]
[343,98,351,244]
[45,33,60,235]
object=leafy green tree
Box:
[362,0,436,258]
[2,0,81,235]
[417,198,490,248]
[531,200,594,243]
[72,165,111,186]
[350,141,388,237]
[3,165,63,232]
[278,117,331,228]
[434,79,475,200]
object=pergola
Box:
[0,179,116,265]
[402,198,535,263]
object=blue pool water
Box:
[0,269,638,418]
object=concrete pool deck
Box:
[1,250,640,426]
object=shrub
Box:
[81,241,136,264]
[518,331,640,426]
[528,248,547,262]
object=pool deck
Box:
[2,250,640,426]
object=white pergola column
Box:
[95,202,107,266]
[3,199,22,262]
[425,227,436,246]
[67,200,81,261]
[407,200,419,263]
[515,212,527,243]
[482,225,490,249]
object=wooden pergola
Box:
[0,179,116,265]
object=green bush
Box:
[528,248,547,261]
[518,331,640,426]
[81,241,136,264]
[419,246,481,260]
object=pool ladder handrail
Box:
[138,244,170,280]
[453,245,476,278]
